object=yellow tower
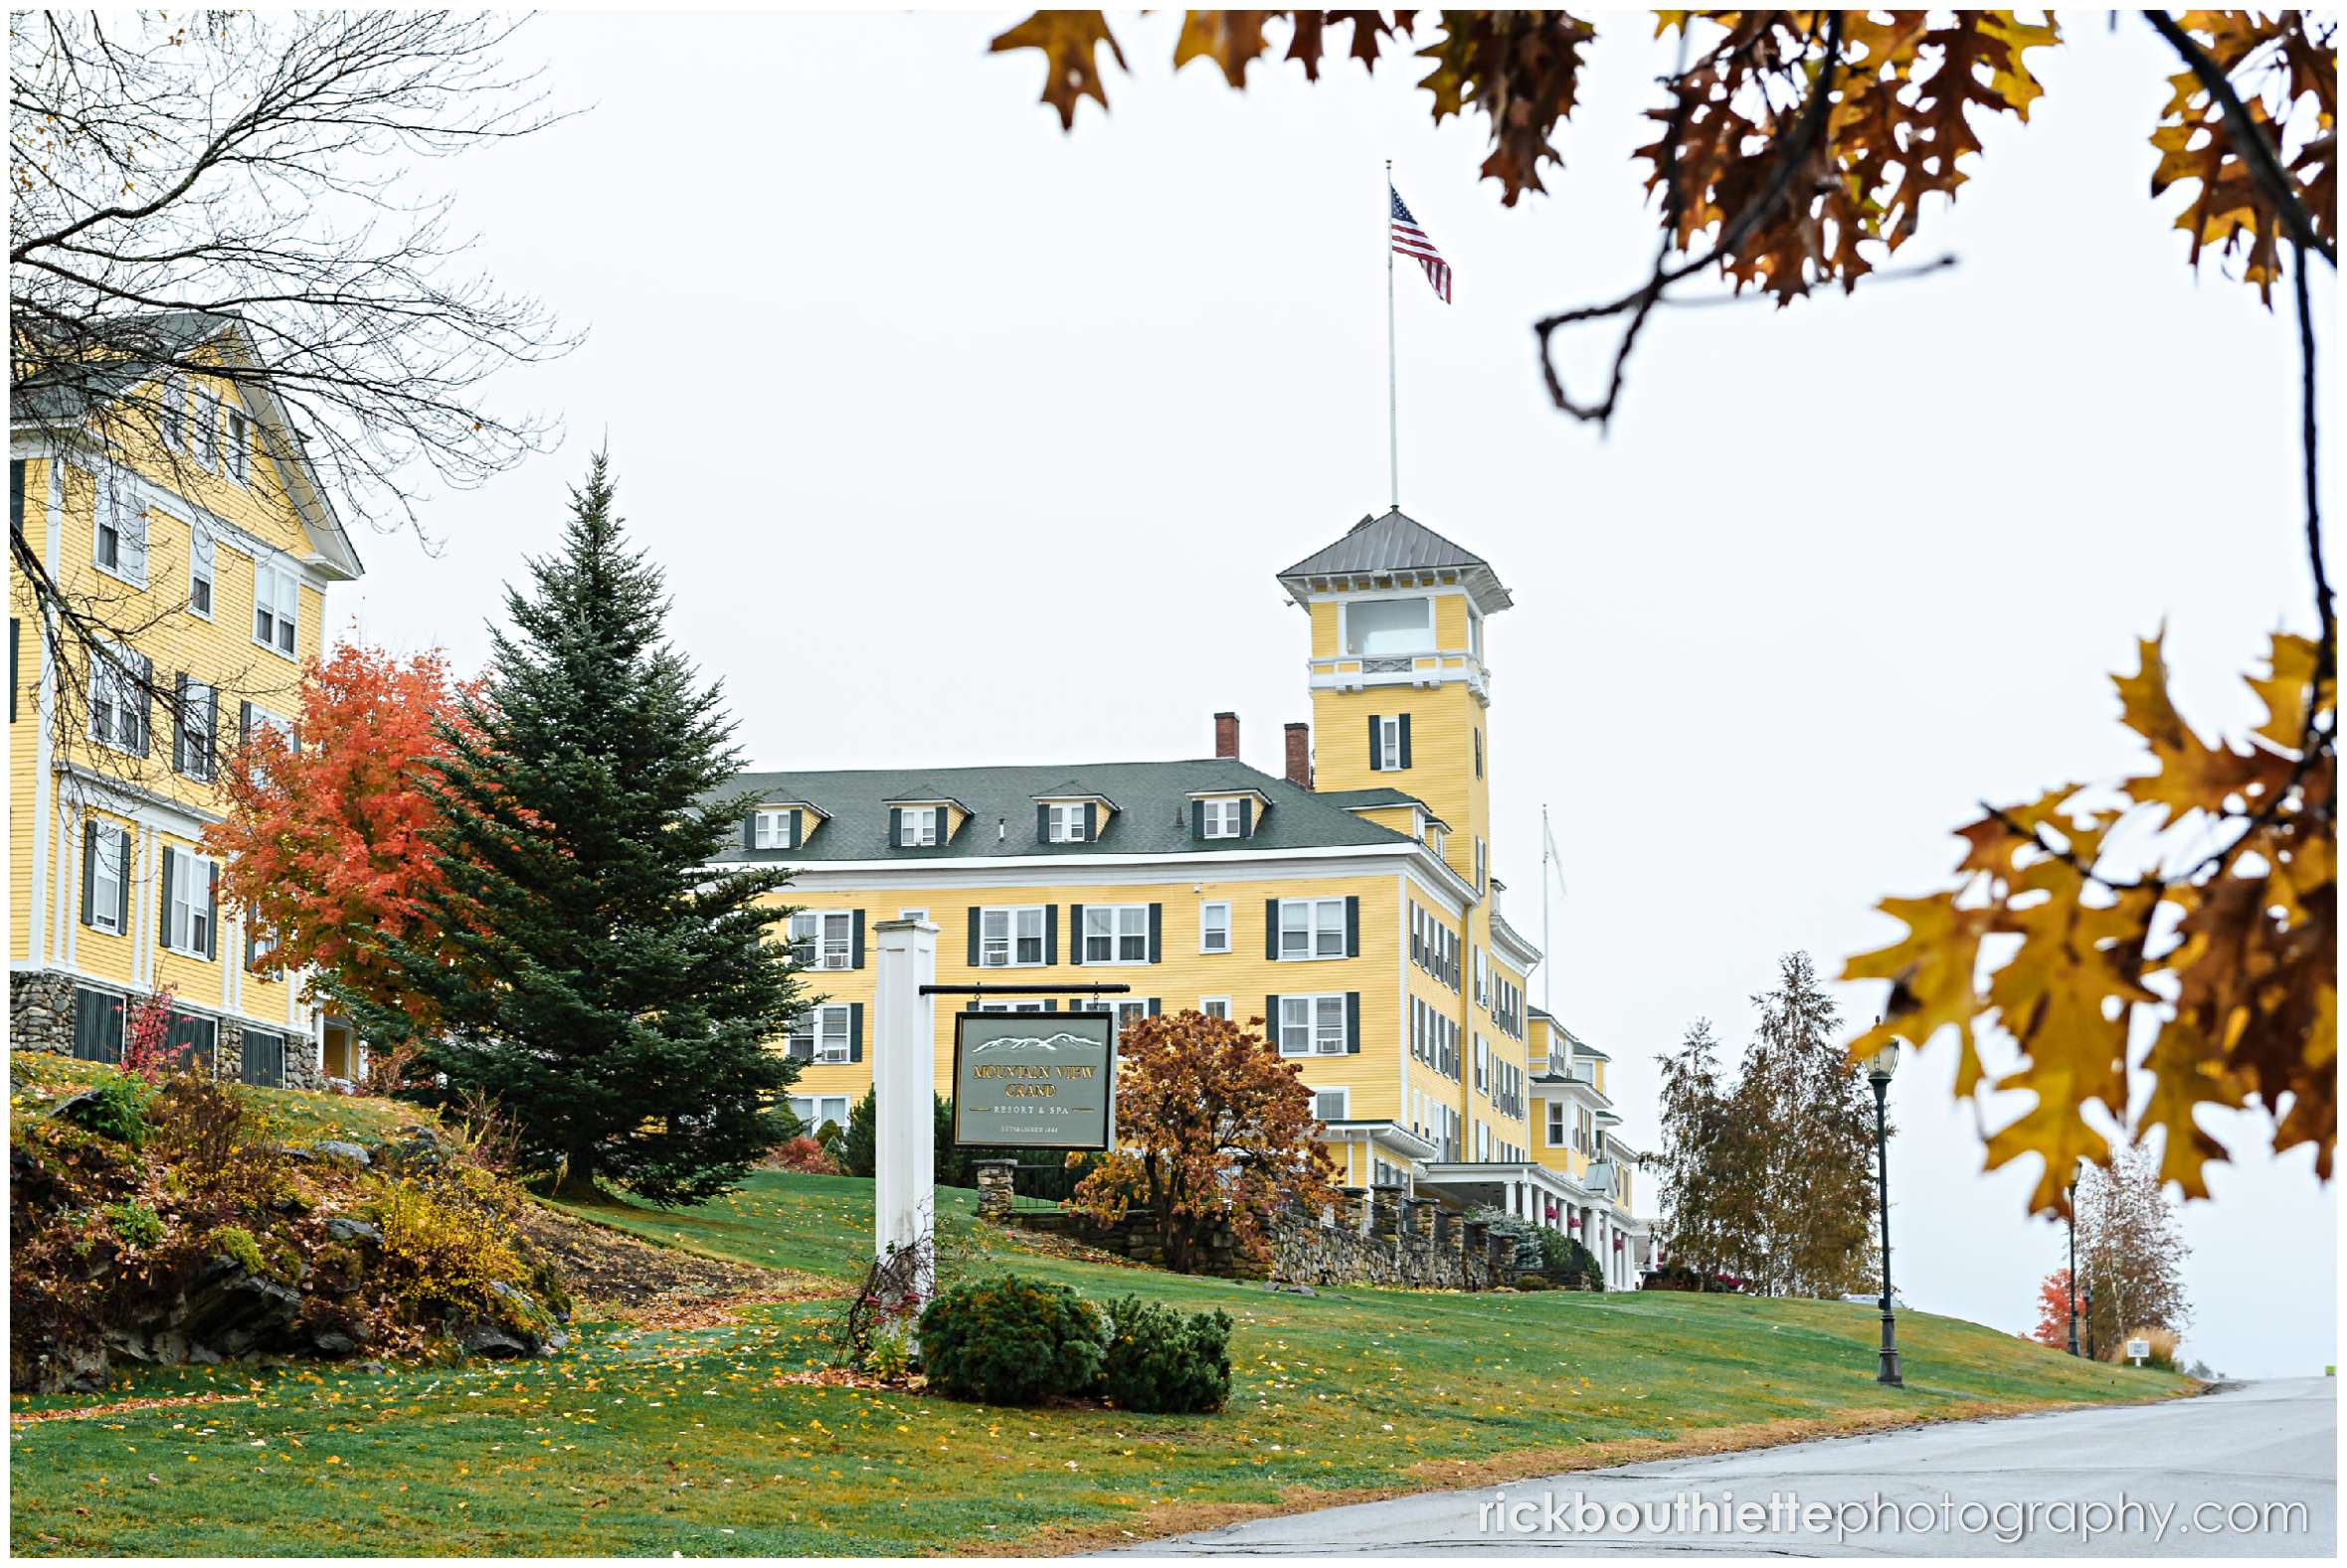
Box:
[1276,507,1511,893]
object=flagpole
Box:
[1385,158,1398,512]
[1541,803,1551,1018]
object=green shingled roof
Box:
[715,759,1423,863]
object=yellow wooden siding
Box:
[763,873,1408,1123]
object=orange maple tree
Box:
[1071,1009,1339,1273]
[2029,1267,2076,1348]
[205,644,482,1033]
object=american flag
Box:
[1389,186,1451,303]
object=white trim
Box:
[743,840,1454,891]
[1199,995,1231,1020]
[1309,1085,1353,1122]
[27,455,62,965]
[252,556,300,660]
[1077,902,1152,965]
[974,903,1050,967]
[1197,899,1231,954]
[1274,895,1349,961]
[186,521,216,621]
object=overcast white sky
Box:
[332,9,2336,1379]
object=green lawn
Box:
[11,1172,2187,1557]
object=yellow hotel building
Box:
[10,314,365,1087]
[720,510,1649,1286]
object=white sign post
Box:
[870,918,937,1310]
[2126,1337,2151,1367]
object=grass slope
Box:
[11,1169,2186,1557]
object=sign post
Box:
[871,918,937,1309]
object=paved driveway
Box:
[1128,1379,2336,1557]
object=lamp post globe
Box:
[1867,1035,1903,1388]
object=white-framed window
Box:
[88,643,146,754]
[1200,797,1244,838]
[1474,727,1484,779]
[157,373,186,449]
[187,526,215,619]
[1199,900,1230,954]
[223,406,251,483]
[1473,947,1489,1006]
[787,910,856,969]
[1046,802,1087,842]
[254,560,299,657]
[194,385,221,468]
[1469,603,1485,663]
[980,905,1047,966]
[174,677,218,783]
[1376,715,1403,770]
[1276,993,1348,1057]
[898,807,939,847]
[1111,999,1153,1042]
[94,478,148,585]
[164,851,216,958]
[1082,903,1148,964]
[1474,1034,1490,1094]
[88,825,128,935]
[899,908,928,920]
[751,808,794,849]
[785,1002,854,1064]
[1200,996,1230,1021]
[1343,594,1433,657]
[789,1095,852,1132]
[1477,1122,1492,1161]
[1429,824,1447,857]
[245,905,280,971]
[976,997,1048,1013]
[1277,897,1347,960]
[1311,1087,1350,1123]
[1475,836,1487,892]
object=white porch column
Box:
[871,919,939,1304]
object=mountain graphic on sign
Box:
[970,1031,1095,1055]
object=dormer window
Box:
[895,807,944,847]
[750,808,795,849]
[1046,802,1088,843]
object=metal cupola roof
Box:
[1276,507,1513,613]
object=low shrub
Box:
[1513,1274,1554,1292]
[370,1176,530,1323]
[103,1200,165,1248]
[1100,1296,1231,1413]
[862,1323,913,1382]
[215,1225,269,1277]
[61,1074,156,1146]
[919,1275,1103,1405]
[766,1135,839,1174]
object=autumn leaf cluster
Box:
[990,10,2335,299]
[1846,632,2335,1214]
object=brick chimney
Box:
[1213,711,1240,760]
[1284,722,1313,789]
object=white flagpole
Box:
[1385,159,1398,512]
[1541,803,1551,1017]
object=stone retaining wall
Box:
[976,1162,1570,1293]
[9,969,323,1091]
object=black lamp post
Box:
[2066,1167,2080,1357]
[1865,1039,1903,1387]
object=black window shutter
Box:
[1044,904,1058,965]
[743,813,757,851]
[1148,903,1163,963]
[172,672,189,773]
[936,806,951,844]
[1036,803,1050,842]
[204,862,219,960]
[850,910,866,968]
[245,912,257,971]
[1239,798,1253,838]
[81,820,96,927]
[135,654,154,758]
[967,907,982,966]
[848,1003,864,1063]
[1347,991,1362,1054]
[115,828,130,932]
[789,808,804,850]
[889,806,903,847]
[1345,895,1360,958]
[1068,903,1085,964]
[1190,799,1204,839]
[160,845,176,949]
[1264,899,1279,959]
[1398,714,1412,769]
[1367,715,1382,770]
[1265,994,1281,1044]
[1147,998,1161,1016]
[1083,802,1097,841]
[239,700,254,747]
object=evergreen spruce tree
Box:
[368,453,803,1203]
[1655,1017,1738,1289]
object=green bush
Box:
[62,1073,156,1145]
[1513,1274,1554,1292]
[1100,1296,1232,1413]
[103,1200,165,1248]
[918,1275,1103,1405]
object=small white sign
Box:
[2126,1337,2152,1364]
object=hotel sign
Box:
[951,1011,1116,1151]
